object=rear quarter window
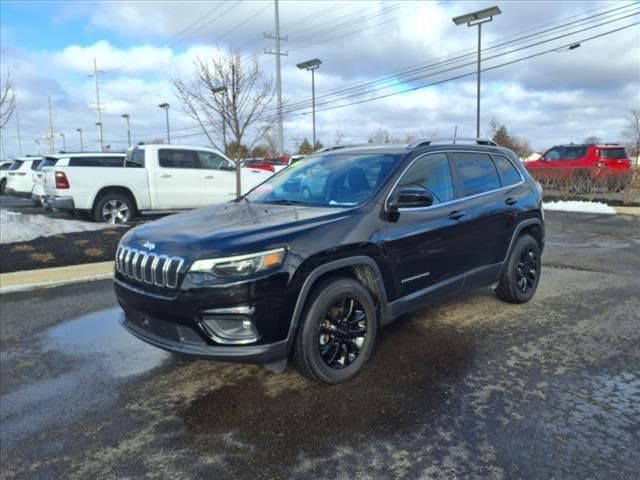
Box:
[30,160,42,170]
[9,161,24,171]
[451,152,501,196]
[492,155,522,187]
[598,148,627,159]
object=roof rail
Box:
[407,137,498,149]
[314,145,354,153]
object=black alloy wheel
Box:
[516,245,538,294]
[293,277,377,384]
[495,233,541,304]
[318,297,368,369]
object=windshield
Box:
[245,153,399,207]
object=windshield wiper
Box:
[263,199,308,206]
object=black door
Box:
[449,151,513,271]
[382,152,468,300]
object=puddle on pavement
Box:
[1,307,170,450]
[45,306,170,378]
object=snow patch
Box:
[543,200,616,215]
[1,210,120,244]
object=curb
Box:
[0,261,114,294]
[614,206,640,215]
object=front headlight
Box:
[189,248,286,277]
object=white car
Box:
[5,157,43,197]
[36,153,125,207]
[43,144,272,223]
[0,160,12,195]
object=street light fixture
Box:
[59,132,66,151]
[296,58,322,147]
[76,128,84,152]
[212,86,228,152]
[452,6,501,138]
[121,114,131,148]
[158,103,170,144]
[95,122,104,151]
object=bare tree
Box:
[174,49,275,196]
[0,69,17,129]
[583,135,601,144]
[621,109,640,165]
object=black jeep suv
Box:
[115,139,544,384]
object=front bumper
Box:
[114,271,296,365]
[44,195,75,210]
[120,308,289,364]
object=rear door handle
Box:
[203,175,215,179]
[160,174,172,178]
[505,197,518,205]
[448,210,467,220]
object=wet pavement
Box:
[1,211,639,479]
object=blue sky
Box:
[1,1,639,157]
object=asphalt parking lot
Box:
[1,211,639,480]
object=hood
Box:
[121,200,354,258]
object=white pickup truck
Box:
[42,144,273,223]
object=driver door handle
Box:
[203,175,215,179]
[448,210,467,220]
[160,174,172,178]
[505,197,518,205]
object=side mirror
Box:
[396,187,434,208]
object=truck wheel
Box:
[495,234,541,304]
[0,179,5,195]
[292,277,377,384]
[93,194,134,224]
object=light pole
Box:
[121,113,131,147]
[212,86,228,153]
[95,122,104,151]
[453,6,501,138]
[158,103,170,144]
[76,128,84,152]
[59,132,66,151]
[296,58,322,147]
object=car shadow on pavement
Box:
[173,307,475,478]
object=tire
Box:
[292,277,378,385]
[0,179,6,195]
[495,234,541,304]
[93,193,134,224]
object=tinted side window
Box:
[599,148,627,159]
[9,161,24,171]
[197,151,234,170]
[493,155,522,187]
[451,152,501,196]
[158,149,200,169]
[69,156,124,167]
[30,160,42,170]
[397,153,454,205]
[126,148,145,168]
[0,163,10,170]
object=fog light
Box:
[199,315,259,345]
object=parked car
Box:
[525,143,632,189]
[37,153,125,208]
[242,156,290,173]
[42,144,272,223]
[0,160,13,195]
[5,157,43,197]
[115,139,545,384]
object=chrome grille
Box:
[116,246,185,289]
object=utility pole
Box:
[90,58,104,151]
[121,114,131,147]
[76,128,84,152]
[48,96,55,153]
[16,111,23,155]
[59,132,66,151]
[265,0,287,155]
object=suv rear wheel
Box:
[495,234,541,303]
[293,277,377,384]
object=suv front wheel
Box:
[293,277,378,384]
[495,234,541,303]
